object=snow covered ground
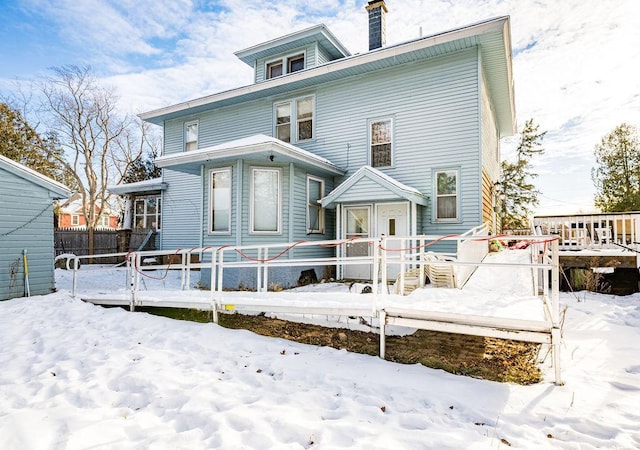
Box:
[0,254,639,448]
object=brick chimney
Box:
[366,1,388,51]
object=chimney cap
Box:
[366,1,388,13]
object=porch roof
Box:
[321,166,428,209]
[108,177,167,195]
[154,134,345,176]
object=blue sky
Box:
[2,0,640,214]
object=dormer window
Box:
[267,61,283,79]
[266,52,306,79]
[287,54,305,73]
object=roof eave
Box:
[140,16,512,126]
[156,141,345,176]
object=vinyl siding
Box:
[160,168,202,250]
[0,168,57,300]
[481,70,500,181]
[159,45,483,247]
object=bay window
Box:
[209,168,231,233]
[251,167,281,233]
[307,176,324,234]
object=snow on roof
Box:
[108,177,167,195]
[155,134,345,176]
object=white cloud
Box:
[8,0,640,214]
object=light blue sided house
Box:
[137,1,516,288]
[0,155,72,300]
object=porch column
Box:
[122,195,133,229]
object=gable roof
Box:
[321,166,428,209]
[140,16,515,137]
[154,134,345,176]
[234,24,351,67]
[0,155,71,199]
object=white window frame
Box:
[273,94,315,144]
[434,168,460,222]
[184,120,198,152]
[134,196,162,230]
[306,175,325,234]
[208,167,232,235]
[71,214,80,226]
[369,117,394,168]
[250,167,282,234]
[265,50,307,80]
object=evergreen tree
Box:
[496,118,546,230]
[0,102,76,188]
[592,123,640,212]
[123,149,161,184]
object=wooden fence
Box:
[55,228,157,264]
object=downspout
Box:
[288,162,295,258]
[476,45,483,228]
[236,159,243,249]
[199,164,204,251]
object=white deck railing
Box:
[63,232,563,384]
[534,212,640,250]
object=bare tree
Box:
[37,65,154,255]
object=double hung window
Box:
[274,95,314,143]
[370,118,393,167]
[435,169,459,221]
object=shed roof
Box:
[108,178,167,195]
[0,155,72,199]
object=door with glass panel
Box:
[344,206,371,280]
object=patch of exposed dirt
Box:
[218,313,542,385]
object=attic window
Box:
[267,61,283,79]
[266,52,306,79]
[287,54,305,73]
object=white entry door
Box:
[376,203,409,280]
[344,206,371,280]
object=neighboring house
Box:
[132,1,515,288]
[0,155,72,300]
[56,193,119,230]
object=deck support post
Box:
[128,254,136,312]
[551,238,563,385]
[372,239,379,315]
[379,309,386,359]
